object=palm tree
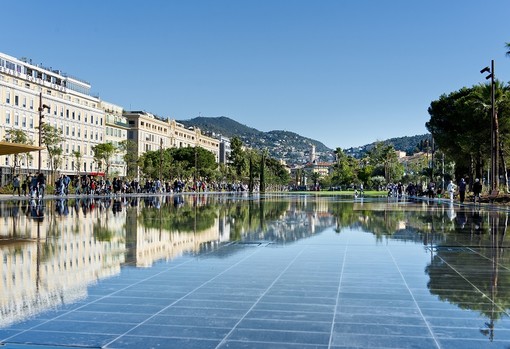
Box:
[471,81,510,192]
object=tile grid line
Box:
[386,245,442,349]
[214,247,308,349]
[0,242,238,345]
[328,235,349,349]
[0,257,199,344]
[101,245,267,348]
[434,252,509,317]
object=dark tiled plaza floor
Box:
[2,196,510,348]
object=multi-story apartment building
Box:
[0,51,241,185]
[168,120,220,161]
[101,101,128,177]
[124,110,171,155]
[218,135,231,165]
[0,52,105,184]
[125,111,220,178]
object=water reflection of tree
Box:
[425,211,510,342]
[220,198,289,241]
[329,202,407,237]
[139,201,217,233]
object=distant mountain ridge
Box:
[177,116,428,164]
[177,116,333,164]
[345,134,431,158]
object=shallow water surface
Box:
[1,194,510,348]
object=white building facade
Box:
[0,52,105,184]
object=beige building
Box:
[0,52,105,183]
[169,120,219,161]
[124,110,171,156]
[125,111,220,179]
[101,101,128,177]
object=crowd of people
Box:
[393,178,484,203]
[9,172,488,205]
[9,173,259,198]
[11,173,47,198]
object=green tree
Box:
[39,123,64,180]
[229,137,246,179]
[427,82,510,187]
[3,129,32,176]
[265,157,290,187]
[72,150,82,175]
[368,142,403,183]
[139,148,174,180]
[331,148,358,186]
[310,172,321,190]
[92,142,118,178]
[119,140,138,179]
[259,150,266,193]
[171,146,217,180]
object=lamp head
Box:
[480,67,490,74]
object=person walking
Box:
[458,178,467,203]
[447,180,456,202]
[473,178,482,203]
[12,175,20,196]
[37,172,46,198]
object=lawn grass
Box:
[287,190,387,197]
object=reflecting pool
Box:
[1,194,510,348]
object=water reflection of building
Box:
[0,200,125,328]
[125,206,224,267]
[1,195,341,328]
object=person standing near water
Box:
[447,180,456,202]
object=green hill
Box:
[177,116,429,164]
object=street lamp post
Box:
[37,92,50,174]
[480,60,498,193]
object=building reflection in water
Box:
[2,194,509,343]
[0,194,335,328]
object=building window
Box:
[6,111,10,124]
[30,99,33,110]
[6,91,10,104]
[22,97,26,108]
[14,114,19,126]
[22,116,26,127]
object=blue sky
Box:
[3,0,510,149]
